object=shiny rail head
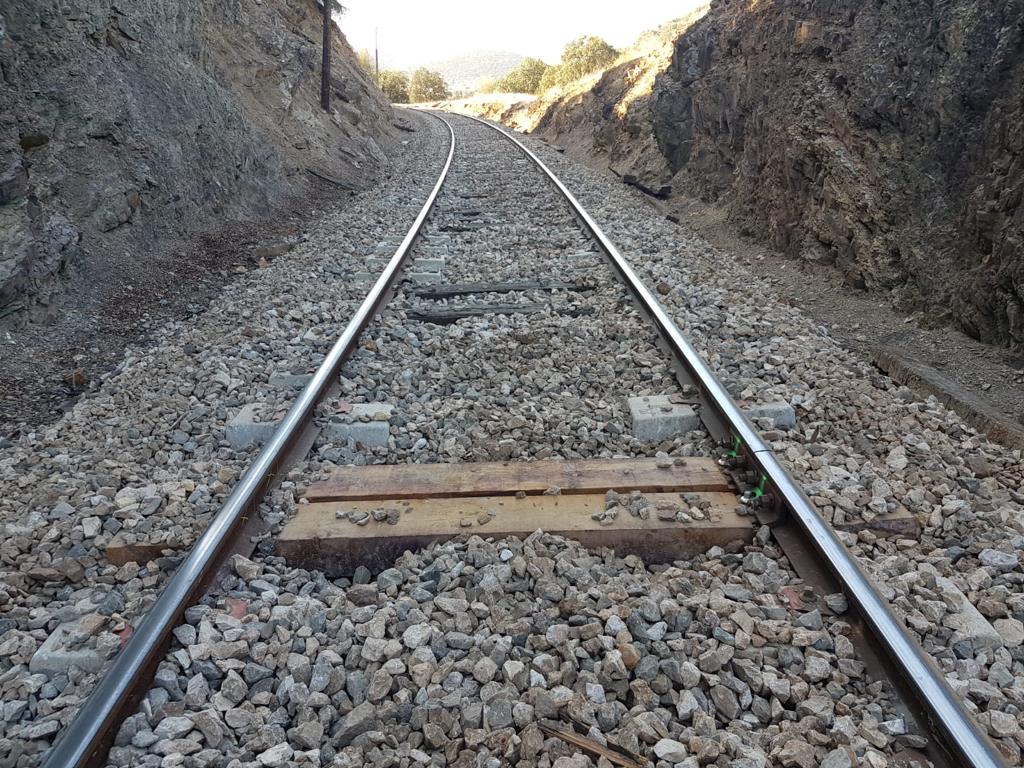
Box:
[40,113,457,768]
[450,110,1006,768]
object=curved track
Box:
[39,111,1005,768]
[456,112,1004,768]
[38,117,458,768]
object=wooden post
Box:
[320,0,331,111]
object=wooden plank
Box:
[538,724,643,768]
[276,491,752,575]
[408,302,544,321]
[411,279,592,300]
[106,536,177,566]
[834,511,920,539]
[407,303,594,324]
[620,173,671,200]
[305,457,732,502]
[439,222,485,232]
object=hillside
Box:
[0,0,394,327]
[485,0,1024,350]
[422,49,525,92]
[0,0,398,426]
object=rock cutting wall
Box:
[525,0,1024,348]
[0,0,394,324]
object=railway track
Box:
[33,111,1006,768]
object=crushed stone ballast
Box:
[36,111,1005,768]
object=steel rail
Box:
[459,112,1006,768]
[41,114,457,768]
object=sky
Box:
[337,1,697,70]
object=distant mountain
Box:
[420,50,526,93]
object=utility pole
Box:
[374,27,379,81]
[320,0,332,111]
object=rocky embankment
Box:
[4,114,1023,767]
[0,0,399,431]
[0,0,393,326]
[500,0,1024,350]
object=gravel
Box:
[519,123,1024,764]
[107,532,907,768]
[0,112,451,766]
[311,117,702,468]
[2,109,1023,767]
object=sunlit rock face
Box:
[0,0,394,324]
[524,0,1024,348]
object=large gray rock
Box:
[29,620,106,676]
[332,701,379,746]
[653,738,687,762]
[628,395,700,442]
[936,576,1002,652]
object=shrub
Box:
[408,68,450,102]
[378,70,409,103]
[558,36,617,83]
[538,64,564,92]
[356,48,374,75]
[495,57,549,94]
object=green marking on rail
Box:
[751,474,767,499]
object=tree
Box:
[495,57,549,94]
[538,64,563,92]
[356,48,374,76]
[378,70,409,103]
[559,35,617,83]
[408,68,449,102]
